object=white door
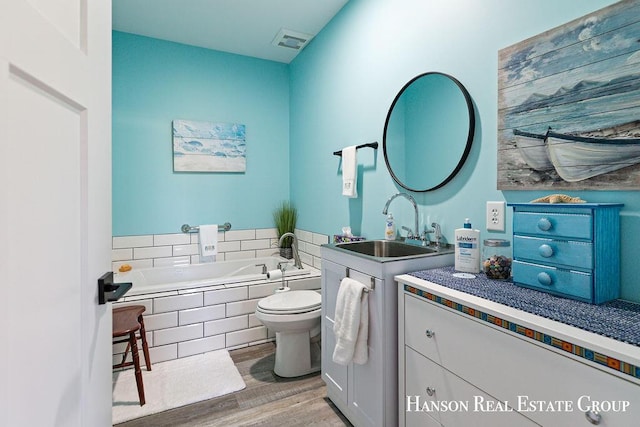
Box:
[0,1,113,426]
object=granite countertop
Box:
[409,266,640,347]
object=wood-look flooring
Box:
[115,343,352,427]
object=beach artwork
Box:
[498,0,640,190]
[173,120,246,172]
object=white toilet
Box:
[255,289,321,377]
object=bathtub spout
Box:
[278,232,303,269]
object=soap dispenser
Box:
[385,213,396,240]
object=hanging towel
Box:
[198,224,218,258]
[341,145,358,198]
[332,277,369,365]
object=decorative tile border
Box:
[404,284,640,381]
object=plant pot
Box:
[279,247,293,259]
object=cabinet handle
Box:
[425,329,435,338]
[537,272,553,286]
[426,387,436,396]
[538,244,554,258]
[585,410,601,425]
[537,217,552,231]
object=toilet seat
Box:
[257,290,321,315]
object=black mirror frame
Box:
[383,72,475,192]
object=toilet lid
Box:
[258,290,321,313]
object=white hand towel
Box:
[341,145,358,198]
[332,277,369,365]
[199,224,218,257]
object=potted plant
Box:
[273,201,298,259]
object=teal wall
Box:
[112,1,640,302]
[289,0,640,302]
[112,31,290,236]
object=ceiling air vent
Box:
[271,28,313,50]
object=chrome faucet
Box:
[278,232,302,269]
[382,192,419,240]
[431,222,442,249]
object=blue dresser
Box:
[509,203,623,304]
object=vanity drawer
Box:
[513,235,592,269]
[513,211,592,240]
[404,293,447,364]
[512,260,592,302]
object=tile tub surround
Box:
[112,272,322,366]
[111,227,327,365]
[112,228,328,271]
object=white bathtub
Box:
[115,256,312,296]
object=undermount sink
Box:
[334,240,453,260]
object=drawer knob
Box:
[425,329,436,338]
[537,217,552,231]
[538,244,554,258]
[426,387,436,396]
[537,272,552,286]
[585,410,601,425]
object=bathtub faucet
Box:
[278,232,303,269]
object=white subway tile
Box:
[154,233,190,246]
[173,244,199,257]
[226,326,267,347]
[312,233,329,246]
[287,276,321,291]
[298,252,314,267]
[256,228,278,239]
[305,243,322,258]
[134,246,173,260]
[204,287,247,306]
[313,256,322,269]
[241,239,270,251]
[295,229,313,243]
[113,235,153,249]
[256,248,279,258]
[154,293,203,313]
[248,282,278,299]
[226,298,260,317]
[248,313,262,328]
[154,323,203,346]
[149,344,177,363]
[145,311,178,331]
[178,335,225,358]
[113,299,153,314]
[112,248,133,261]
[179,304,225,325]
[179,284,225,294]
[225,229,255,241]
[217,240,241,253]
[204,315,248,336]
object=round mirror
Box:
[383,72,475,192]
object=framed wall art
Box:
[173,119,246,173]
[498,0,640,190]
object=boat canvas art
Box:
[498,0,640,190]
[173,120,246,172]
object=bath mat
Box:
[112,349,246,424]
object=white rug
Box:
[112,349,246,424]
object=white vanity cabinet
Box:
[321,245,454,427]
[397,274,640,427]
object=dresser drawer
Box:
[513,235,593,269]
[404,347,536,427]
[513,211,592,239]
[512,260,593,301]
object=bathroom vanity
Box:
[321,242,454,427]
[397,270,640,427]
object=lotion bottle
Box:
[385,213,396,240]
[454,218,481,273]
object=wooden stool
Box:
[113,305,152,406]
